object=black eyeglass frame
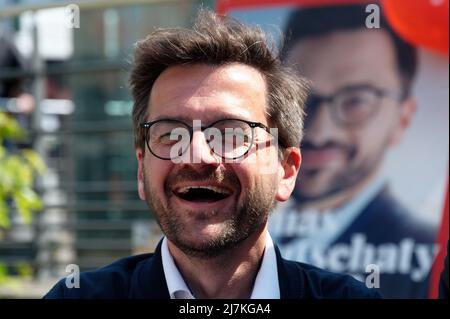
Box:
[140,118,282,160]
[305,84,405,127]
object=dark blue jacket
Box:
[277,186,437,299]
[336,187,436,299]
[44,239,381,299]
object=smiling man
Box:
[44,9,380,299]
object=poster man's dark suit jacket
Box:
[278,186,437,299]
[44,240,381,299]
[334,186,436,299]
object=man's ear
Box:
[390,97,416,146]
[275,147,301,202]
[136,148,146,201]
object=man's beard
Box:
[143,164,277,259]
[295,138,388,204]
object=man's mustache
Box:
[301,141,357,159]
[165,166,240,192]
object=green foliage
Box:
[0,111,46,233]
[0,263,9,287]
[0,261,34,295]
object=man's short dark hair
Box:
[281,4,417,98]
[130,9,309,153]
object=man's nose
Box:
[190,130,220,165]
[304,103,340,145]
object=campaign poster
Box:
[218,0,449,299]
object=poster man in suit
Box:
[269,4,438,298]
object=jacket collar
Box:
[275,244,303,299]
[131,239,170,299]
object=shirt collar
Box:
[310,173,387,247]
[161,232,280,299]
[269,173,386,250]
[161,237,195,299]
[250,232,280,299]
[320,173,387,245]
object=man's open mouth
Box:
[173,185,233,203]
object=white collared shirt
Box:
[161,232,280,299]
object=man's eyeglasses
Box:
[305,84,403,127]
[141,118,279,160]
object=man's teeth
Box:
[177,186,231,195]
